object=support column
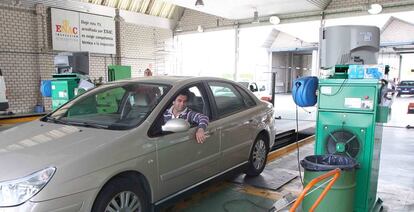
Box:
[233,25,239,81]
[35,3,48,107]
[115,9,124,65]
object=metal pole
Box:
[398,54,402,82]
[317,12,325,76]
[234,25,240,81]
[271,72,276,106]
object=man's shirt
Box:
[163,107,209,130]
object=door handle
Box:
[206,127,221,135]
[205,130,215,136]
[243,119,253,124]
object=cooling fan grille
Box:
[325,130,360,158]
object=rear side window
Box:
[208,82,246,117]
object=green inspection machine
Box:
[315,77,391,212]
[51,73,81,110]
[51,52,89,110]
[94,65,131,114]
[314,25,393,211]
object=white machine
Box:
[0,69,9,111]
[320,25,380,69]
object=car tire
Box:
[397,93,401,97]
[245,135,269,177]
[91,176,150,212]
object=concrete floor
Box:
[378,126,414,211]
[385,95,414,127]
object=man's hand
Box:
[195,128,206,144]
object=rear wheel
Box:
[245,135,269,176]
[92,176,149,212]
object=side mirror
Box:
[162,118,190,132]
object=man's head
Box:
[144,68,152,77]
[172,91,189,113]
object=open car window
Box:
[148,83,210,137]
[43,82,170,130]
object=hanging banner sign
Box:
[51,8,116,54]
[51,8,80,52]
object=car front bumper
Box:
[0,189,98,212]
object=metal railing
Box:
[289,168,341,212]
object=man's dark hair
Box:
[177,90,190,98]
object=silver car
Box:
[0,76,276,211]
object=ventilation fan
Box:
[325,130,361,158]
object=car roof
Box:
[106,76,238,87]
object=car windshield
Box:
[400,81,414,86]
[43,82,170,130]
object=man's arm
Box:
[188,111,209,130]
[188,111,209,143]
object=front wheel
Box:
[91,177,150,212]
[245,135,269,176]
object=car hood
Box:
[0,120,127,181]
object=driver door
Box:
[150,84,221,198]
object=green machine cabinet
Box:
[98,65,130,114]
[51,75,80,110]
[108,65,131,81]
[315,79,388,212]
[96,88,125,114]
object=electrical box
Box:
[51,74,80,110]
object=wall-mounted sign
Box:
[51,8,116,54]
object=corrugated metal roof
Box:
[13,0,116,17]
[80,0,177,18]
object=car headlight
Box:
[0,167,56,207]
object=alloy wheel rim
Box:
[105,191,142,212]
[252,139,267,170]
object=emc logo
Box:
[55,20,78,35]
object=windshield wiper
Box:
[45,117,108,129]
[67,121,109,129]
[45,116,68,124]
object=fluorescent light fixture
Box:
[368,4,382,15]
[195,0,204,7]
[269,16,280,25]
